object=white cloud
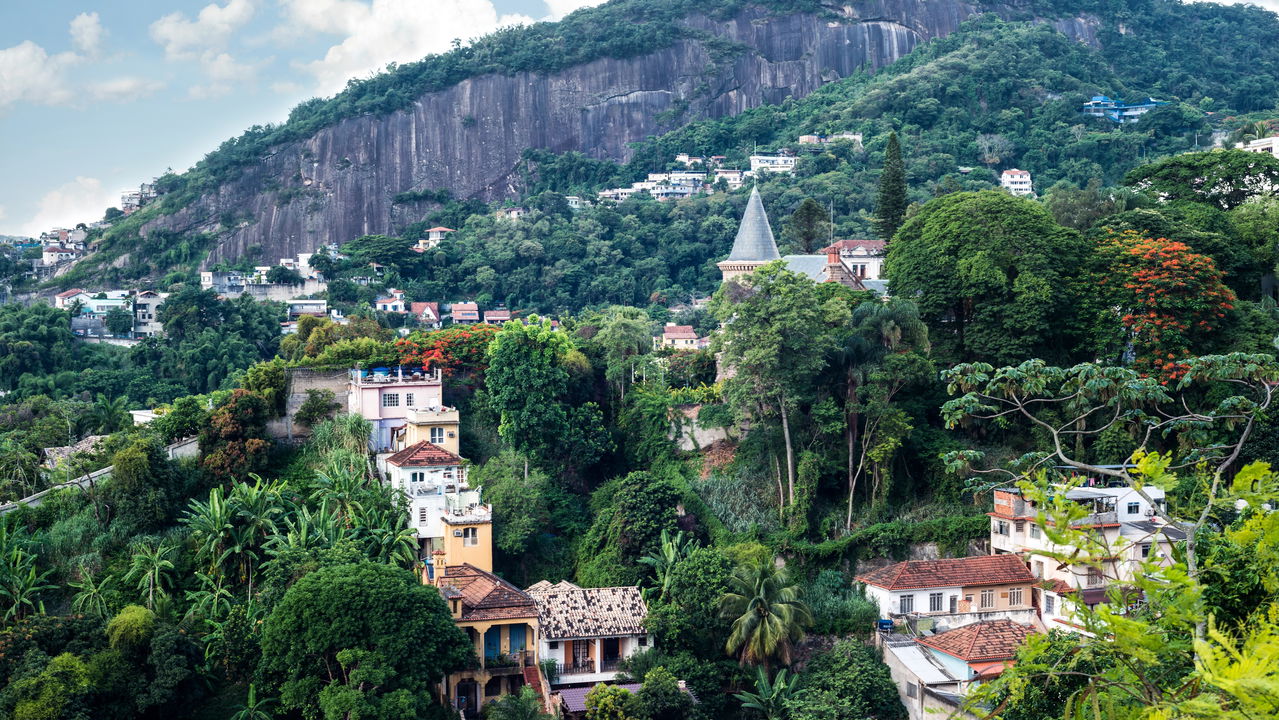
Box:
[20,177,116,236]
[189,51,263,98]
[69,12,106,56]
[150,0,256,60]
[280,0,533,95]
[0,41,78,110]
[90,76,165,103]
[545,0,605,20]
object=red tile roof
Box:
[410,301,439,319]
[386,441,462,468]
[56,288,85,298]
[919,620,1035,662]
[426,226,454,233]
[437,564,538,622]
[823,239,885,254]
[1041,579,1077,595]
[662,325,697,339]
[484,309,512,321]
[856,555,1034,591]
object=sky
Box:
[0,0,606,237]
[1,0,1274,238]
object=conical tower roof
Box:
[726,186,780,262]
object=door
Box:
[484,627,502,661]
[572,639,591,671]
[509,625,526,654]
[601,637,620,671]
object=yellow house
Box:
[393,406,462,455]
[429,508,547,718]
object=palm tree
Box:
[125,541,175,610]
[638,529,698,602]
[86,393,129,434]
[719,559,812,671]
[0,545,56,622]
[230,684,276,720]
[734,667,800,720]
[183,486,236,581]
[69,566,115,620]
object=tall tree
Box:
[786,198,831,253]
[874,132,907,242]
[884,190,1087,365]
[719,558,812,671]
[259,563,472,719]
[712,263,850,506]
[1124,149,1279,210]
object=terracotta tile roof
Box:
[56,288,85,298]
[1041,579,1077,594]
[410,301,439,319]
[452,302,480,319]
[438,564,538,622]
[919,620,1035,662]
[662,325,697,339]
[856,555,1034,591]
[426,226,455,232]
[484,309,512,322]
[525,580,648,640]
[823,238,885,254]
[386,441,462,468]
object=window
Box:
[907,682,918,699]
[1015,520,1025,533]
[949,596,957,613]
[639,636,648,647]
[1009,587,1024,606]
[418,507,428,524]
[405,393,415,407]
[382,393,400,407]
[549,641,558,650]
[1030,524,1041,539]
[995,520,1010,536]
[430,427,445,444]
[929,592,943,612]
[411,471,426,483]
[899,595,914,614]
[463,527,478,546]
[1045,594,1055,614]
[1127,502,1141,515]
[1141,544,1151,558]
[1034,561,1044,578]
[1087,567,1103,587]
[980,589,995,609]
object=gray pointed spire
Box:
[726,186,780,262]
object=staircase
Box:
[523,664,553,714]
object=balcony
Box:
[406,407,460,425]
[555,658,623,677]
[483,650,533,674]
[351,367,442,386]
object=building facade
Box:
[525,581,651,688]
[857,555,1039,629]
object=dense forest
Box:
[4,142,1279,718]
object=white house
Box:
[525,581,651,688]
[384,440,473,549]
[42,246,79,265]
[857,555,1038,630]
[989,480,1185,632]
[376,288,407,313]
[54,288,88,309]
[1000,169,1034,196]
[415,227,455,252]
[825,239,887,281]
[748,154,797,174]
[1240,136,1279,157]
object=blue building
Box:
[1082,95,1169,123]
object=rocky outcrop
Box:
[142,0,1099,267]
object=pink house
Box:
[347,366,446,451]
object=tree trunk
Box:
[773,454,785,520]
[845,369,861,533]
[779,396,796,506]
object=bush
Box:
[294,389,340,428]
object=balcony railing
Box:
[556,658,623,676]
[484,650,533,672]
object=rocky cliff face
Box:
[145,0,1098,267]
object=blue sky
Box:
[0,0,603,236]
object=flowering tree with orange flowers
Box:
[1096,230,1236,380]
[395,324,500,382]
